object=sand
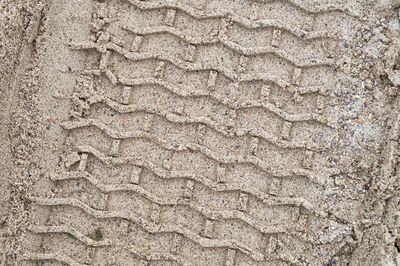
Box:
[1,0,400,265]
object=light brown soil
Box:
[1,0,400,265]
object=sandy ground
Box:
[1,0,400,265]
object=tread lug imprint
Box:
[24,0,363,265]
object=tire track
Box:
[117,66,330,96]
[82,47,332,97]
[82,93,329,133]
[119,22,335,67]
[27,0,357,264]
[29,225,191,266]
[29,196,266,261]
[62,117,322,151]
[124,0,359,21]
[71,39,334,86]
[113,77,328,124]
[75,143,334,187]
[51,170,310,235]
[73,145,338,207]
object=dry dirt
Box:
[2,0,400,265]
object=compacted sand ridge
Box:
[2,0,400,265]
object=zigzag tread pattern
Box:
[117,23,335,67]
[48,170,323,236]
[124,0,360,21]
[28,225,191,266]
[70,40,337,86]
[30,196,265,261]
[74,144,333,186]
[29,0,354,265]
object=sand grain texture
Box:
[1,0,400,265]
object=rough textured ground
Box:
[2,0,400,265]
